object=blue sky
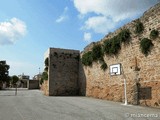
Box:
[0,0,159,78]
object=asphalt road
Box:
[0,89,160,120]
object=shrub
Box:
[150,29,159,39]
[92,44,103,61]
[140,38,153,56]
[103,36,121,55]
[103,39,112,55]
[42,72,48,80]
[40,78,44,85]
[135,20,144,34]
[45,57,49,66]
[100,62,107,71]
[44,66,48,72]
[81,51,93,66]
[118,29,131,44]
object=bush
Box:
[118,29,131,44]
[45,57,49,66]
[135,20,144,34]
[150,29,159,39]
[42,72,48,80]
[103,36,121,55]
[40,78,44,85]
[103,39,112,55]
[44,66,48,72]
[140,38,153,56]
[92,44,103,61]
[81,51,93,66]
[100,62,107,71]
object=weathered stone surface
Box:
[41,3,160,108]
[41,80,49,96]
[79,3,160,108]
[46,48,80,96]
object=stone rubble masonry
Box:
[27,80,39,89]
[45,48,80,96]
[41,80,49,96]
[42,3,160,108]
[79,3,160,108]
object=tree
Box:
[11,75,19,85]
[6,76,12,87]
[0,61,10,83]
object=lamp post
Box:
[38,67,40,80]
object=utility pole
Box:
[39,67,40,80]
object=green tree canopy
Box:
[11,75,19,84]
[0,61,10,83]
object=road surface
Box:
[0,89,160,120]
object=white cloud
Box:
[0,18,27,45]
[73,0,159,34]
[83,16,116,34]
[56,16,67,23]
[84,32,92,42]
[56,6,69,23]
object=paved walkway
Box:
[0,89,160,120]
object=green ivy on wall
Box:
[135,20,144,34]
[92,44,103,61]
[103,36,121,55]
[150,29,159,39]
[103,29,130,56]
[140,38,153,56]
[81,51,93,66]
[118,29,131,44]
[100,61,108,71]
[81,25,156,70]
[81,29,131,71]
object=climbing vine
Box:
[81,29,131,71]
[103,36,121,55]
[91,44,103,61]
[103,29,130,56]
[150,29,159,39]
[135,20,144,34]
[118,29,131,44]
[140,38,153,56]
[81,51,93,66]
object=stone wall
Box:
[47,48,80,96]
[28,80,39,89]
[79,3,160,108]
[41,80,49,95]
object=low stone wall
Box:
[28,80,39,89]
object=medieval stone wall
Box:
[79,3,160,108]
[48,48,80,96]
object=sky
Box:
[0,0,159,78]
